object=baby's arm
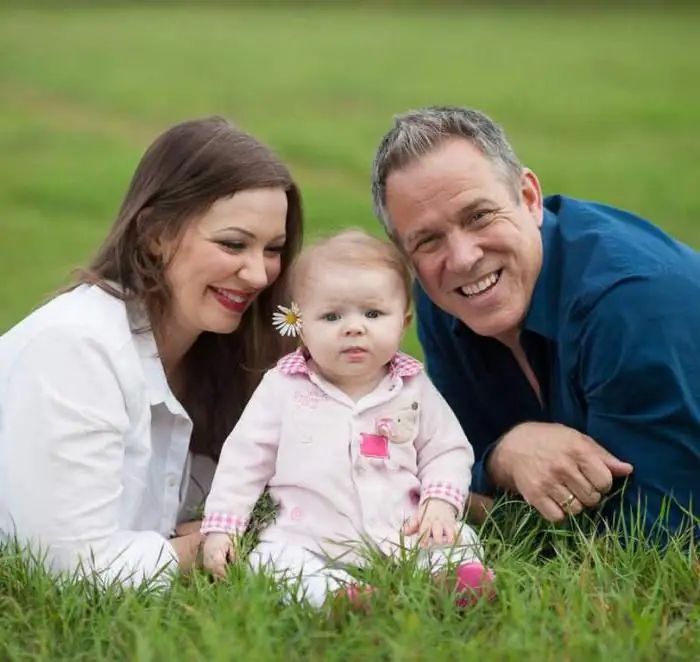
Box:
[413,372,475,542]
[201,369,284,576]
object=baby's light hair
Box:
[289,228,414,310]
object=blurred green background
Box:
[1,4,698,357]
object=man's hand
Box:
[403,499,458,548]
[201,533,234,579]
[487,422,633,522]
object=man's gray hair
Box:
[371,106,523,235]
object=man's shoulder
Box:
[548,194,698,270]
[547,195,700,313]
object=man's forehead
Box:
[386,150,495,218]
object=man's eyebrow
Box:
[405,226,438,248]
[453,198,493,223]
[404,198,493,248]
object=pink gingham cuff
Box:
[420,482,467,513]
[200,512,248,535]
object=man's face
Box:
[384,138,544,345]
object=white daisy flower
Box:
[272,303,302,337]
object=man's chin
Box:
[453,309,521,342]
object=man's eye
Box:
[414,235,439,252]
[470,210,492,225]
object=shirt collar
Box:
[129,303,184,412]
[450,204,561,341]
[276,347,423,378]
[522,207,561,340]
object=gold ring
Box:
[560,493,576,509]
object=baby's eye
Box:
[322,312,340,322]
[365,310,383,319]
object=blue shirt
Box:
[416,194,700,542]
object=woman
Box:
[0,116,303,587]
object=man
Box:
[371,106,700,544]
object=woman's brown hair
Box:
[75,116,303,460]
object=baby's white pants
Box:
[248,524,483,608]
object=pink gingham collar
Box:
[276,348,423,378]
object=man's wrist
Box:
[485,442,504,485]
[485,428,520,492]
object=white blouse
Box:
[0,284,216,586]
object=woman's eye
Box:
[265,245,285,255]
[219,240,245,251]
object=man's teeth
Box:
[459,272,500,297]
[215,288,246,303]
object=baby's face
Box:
[297,262,408,389]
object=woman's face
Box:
[162,188,288,344]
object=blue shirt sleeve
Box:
[414,284,498,497]
[579,273,700,539]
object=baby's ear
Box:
[403,309,413,329]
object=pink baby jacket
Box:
[201,349,475,558]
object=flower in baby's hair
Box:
[272,303,302,337]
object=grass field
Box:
[1,4,700,661]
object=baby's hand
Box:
[417,499,458,548]
[202,532,234,579]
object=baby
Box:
[201,229,495,608]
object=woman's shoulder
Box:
[0,284,137,365]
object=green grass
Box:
[1,4,700,660]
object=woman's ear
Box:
[140,208,173,260]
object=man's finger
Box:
[578,455,617,494]
[565,473,602,507]
[552,489,584,516]
[605,456,634,476]
[533,495,568,523]
[584,440,634,476]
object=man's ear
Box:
[520,168,544,227]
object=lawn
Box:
[1,4,699,660]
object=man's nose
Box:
[445,229,484,272]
